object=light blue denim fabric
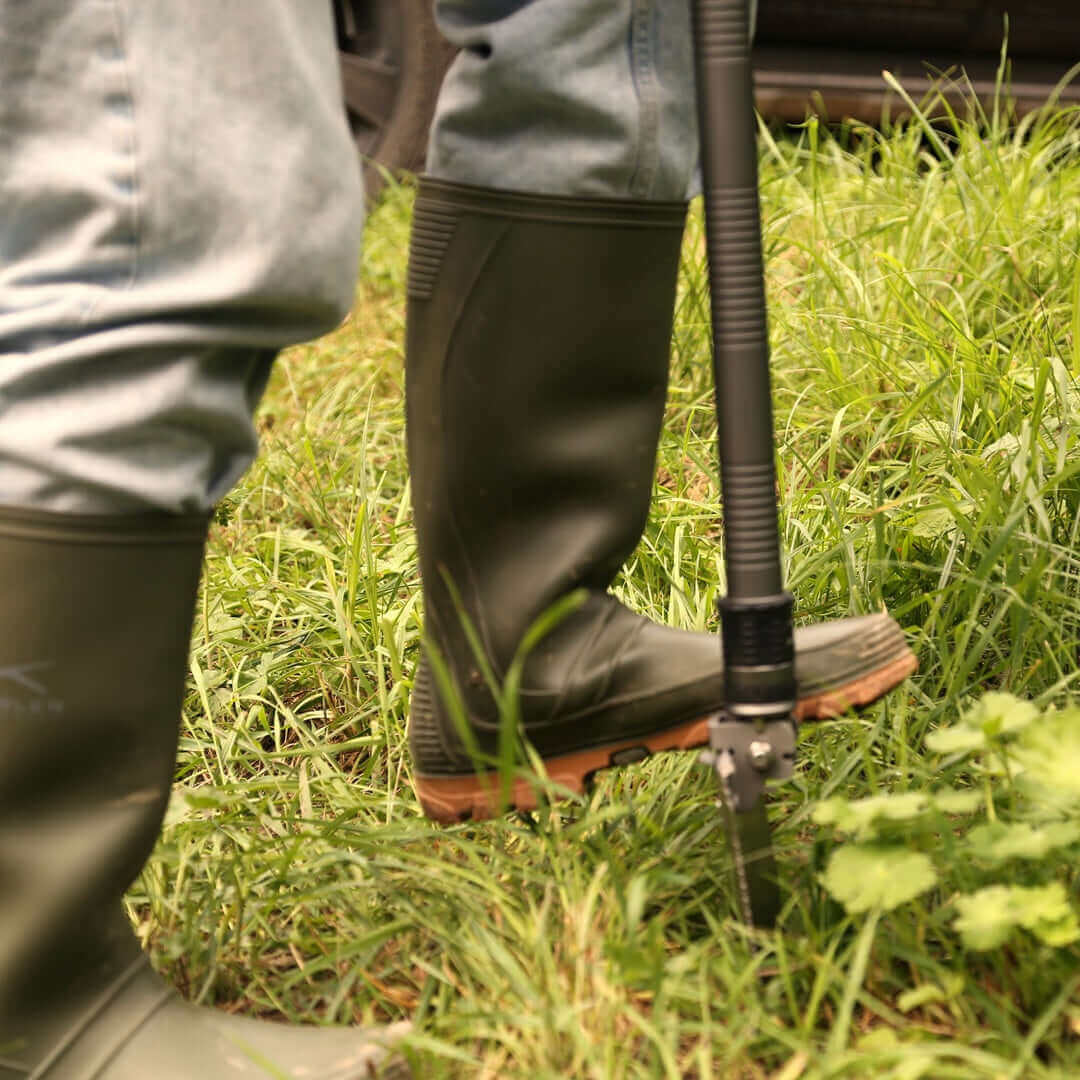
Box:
[0,0,363,513]
[428,0,756,199]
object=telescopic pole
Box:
[691,0,798,928]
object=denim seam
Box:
[628,0,660,199]
[80,0,141,325]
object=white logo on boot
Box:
[0,661,52,695]
[0,661,64,714]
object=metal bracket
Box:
[699,713,797,927]
[699,713,796,811]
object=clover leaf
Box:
[926,692,1038,755]
[813,789,979,842]
[965,821,1080,863]
[953,883,1080,950]
[1012,706,1080,803]
[966,692,1040,737]
[813,793,929,840]
[821,845,938,913]
[930,789,983,815]
[924,726,990,754]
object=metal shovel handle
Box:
[692,0,797,928]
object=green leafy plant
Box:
[816,692,1080,952]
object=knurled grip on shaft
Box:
[693,0,795,712]
[692,0,783,603]
[721,461,783,587]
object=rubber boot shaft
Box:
[0,509,207,1068]
[405,179,712,771]
[0,509,410,1078]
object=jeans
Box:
[429,0,700,200]
[0,0,745,512]
[0,0,362,513]
[429,0,755,199]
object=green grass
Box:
[128,86,1080,1077]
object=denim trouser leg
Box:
[428,0,755,200]
[0,0,363,514]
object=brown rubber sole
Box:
[414,650,917,823]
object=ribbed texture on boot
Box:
[408,661,450,772]
[406,202,457,301]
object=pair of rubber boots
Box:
[0,180,914,1077]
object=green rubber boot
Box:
[0,509,408,1079]
[404,178,916,822]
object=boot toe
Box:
[200,1013,413,1079]
[793,612,916,716]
